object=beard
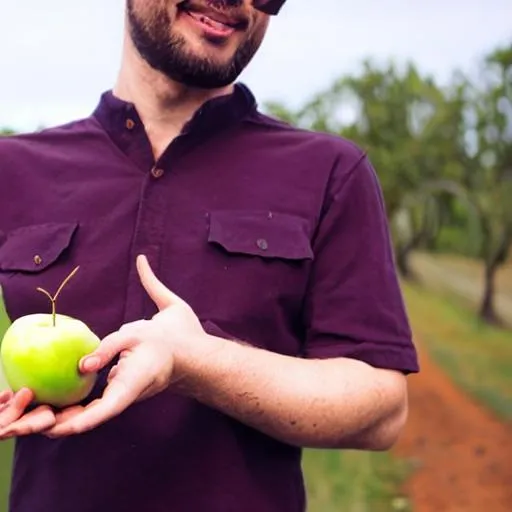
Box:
[126,0,263,89]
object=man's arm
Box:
[171,148,416,450]
[176,335,408,450]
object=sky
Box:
[0,0,510,132]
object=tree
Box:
[470,43,512,324]
[265,59,458,278]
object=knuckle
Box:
[155,373,171,391]
[67,421,83,435]
[120,320,148,333]
[117,330,143,347]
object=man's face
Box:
[126,0,270,89]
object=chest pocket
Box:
[0,222,78,274]
[207,210,314,262]
[0,222,79,321]
[200,210,313,353]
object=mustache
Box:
[180,0,243,10]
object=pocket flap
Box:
[208,211,313,260]
[0,222,78,272]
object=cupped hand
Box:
[0,388,56,439]
[44,254,208,438]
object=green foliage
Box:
[0,440,13,512]
[434,225,475,255]
[0,306,13,512]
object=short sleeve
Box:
[302,150,419,374]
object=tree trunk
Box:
[479,262,500,324]
[395,201,435,280]
[478,227,511,325]
[396,240,418,280]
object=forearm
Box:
[176,335,408,450]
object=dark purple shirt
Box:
[0,83,418,512]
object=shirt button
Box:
[125,118,136,130]
[151,167,164,179]
[33,255,43,265]
[256,238,268,251]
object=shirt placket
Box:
[122,163,169,323]
[117,106,207,323]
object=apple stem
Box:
[36,266,80,327]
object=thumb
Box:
[80,331,139,374]
[136,254,186,311]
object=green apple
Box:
[0,266,101,408]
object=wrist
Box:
[171,331,230,391]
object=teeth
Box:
[202,15,228,30]
[203,16,231,30]
[189,12,232,31]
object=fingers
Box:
[136,254,186,311]
[0,390,14,413]
[0,388,56,439]
[52,405,82,424]
[0,389,13,403]
[46,382,136,437]
[47,350,157,437]
[0,405,56,438]
[107,364,119,383]
[0,388,34,429]
[80,330,140,374]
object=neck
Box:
[113,33,234,160]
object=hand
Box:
[0,388,56,439]
[44,254,208,438]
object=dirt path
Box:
[394,346,512,511]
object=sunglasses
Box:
[253,0,287,15]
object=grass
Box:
[303,449,413,511]
[0,305,12,512]
[0,442,12,512]
[402,280,512,421]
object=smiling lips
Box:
[187,11,235,36]
[181,4,247,39]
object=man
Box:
[0,1,419,510]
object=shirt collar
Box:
[92,82,257,146]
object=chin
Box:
[180,32,240,63]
